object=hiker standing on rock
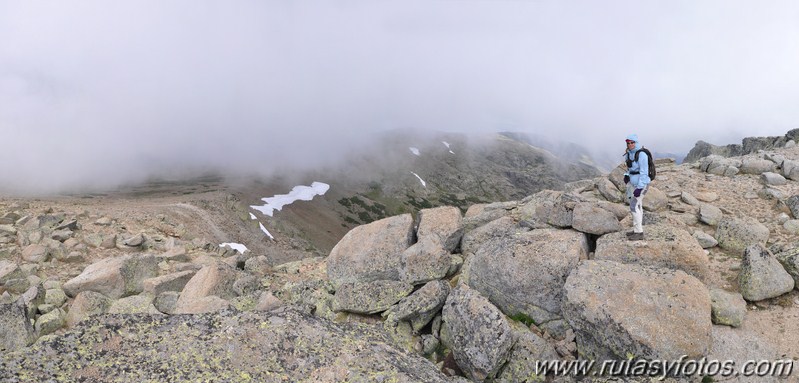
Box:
[624,134,651,241]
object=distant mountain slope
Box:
[496,131,690,168]
[233,130,603,255]
[652,151,686,164]
[498,131,616,171]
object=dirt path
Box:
[162,202,229,243]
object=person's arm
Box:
[623,152,631,183]
[636,152,649,189]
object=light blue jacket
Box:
[625,134,651,189]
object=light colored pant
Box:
[627,184,648,233]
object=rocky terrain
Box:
[684,129,799,163]
[3,131,799,382]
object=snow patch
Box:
[442,141,454,154]
[410,172,427,188]
[249,213,257,220]
[250,181,330,217]
[409,147,420,156]
[259,222,274,240]
[219,242,248,254]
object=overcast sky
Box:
[2,1,799,193]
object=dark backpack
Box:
[625,147,656,180]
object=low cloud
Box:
[2,1,798,193]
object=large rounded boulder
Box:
[327,214,414,289]
[571,203,622,235]
[462,228,588,325]
[738,244,794,301]
[715,217,769,255]
[562,260,712,362]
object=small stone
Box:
[761,172,788,186]
[710,289,746,327]
[15,215,32,226]
[0,261,24,284]
[693,231,719,249]
[37,303,57,314]
[108,295,159,314]
[254,291,283,311]
[62,251,86,263]
[784,220,799,234]
[100,235,117,249]
[44,288,68,307]
[694,191,719,202]
[21,244,49,263]
[154,291,180,314]
[35,308,65,336]
[666,191,682,198]
[26,275,42,287]
[63,238,80,249]
[43,280,61,290]
[244,256,272,276]
[55,220,79,231]
[122,233,145,247]
[421,334,439,355]
[5,278,31,294]
[0,225,18,236]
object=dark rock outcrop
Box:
[685,129,799,163]
[684,140,744,163]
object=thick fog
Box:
[2,1,799,193]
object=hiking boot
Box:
[625,231,636,237]
[628,232,644,241]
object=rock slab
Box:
[0,307,453,382]
[594,224,710,282]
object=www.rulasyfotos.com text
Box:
[535,356,794,380]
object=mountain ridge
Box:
[3,129,799,382]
